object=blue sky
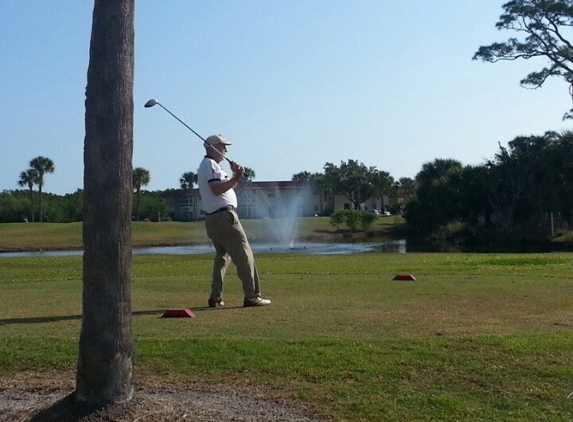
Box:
[1,1,572,195]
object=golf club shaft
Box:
[148,101,233,164]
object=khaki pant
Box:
[204,210,261,301]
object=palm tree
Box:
[179,171,197,190]
[291,171,313,182]
[132,167,150,220]
[18,168,39,222]
[416,159,462,187]
[373,170,394,199]
[397,177,416,198]
[77,0,135,407]
[30,156,55,222]
[237,167,256,188]
[243,167,256,181]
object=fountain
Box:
[254,187,310,250]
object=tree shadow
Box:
[0,310,165,326]
[27,392,143,422]
[0,314,82,325]
[0,307,251,326]
[28,392,103,422]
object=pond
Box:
[0,240,408,258]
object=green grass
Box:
[0,221,206,251]
[1,252,572,421]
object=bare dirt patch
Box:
[0,372,329,422]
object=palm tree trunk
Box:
[76,0,135,405]
[28,187,35,223]
[136,188,141,221]
[38,185,43,223]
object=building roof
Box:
[163,180,312,198]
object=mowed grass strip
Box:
[0,216,401,252]
[0,253,572,421]
[0,221,206,251]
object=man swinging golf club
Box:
[197,134,271,308]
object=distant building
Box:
[164,188,201,221]
[164,181,325,221]
[164,180,394,221]
[334,195,389,213]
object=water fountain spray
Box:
[256,187,311,249]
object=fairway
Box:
[1,252,572,421]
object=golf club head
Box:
[144,99,159,108]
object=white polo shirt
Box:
[197,156,238,214]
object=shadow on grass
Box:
[0,307,247,325]
[0,310,162,325]
[192,306,244,311]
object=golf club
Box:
[144,99,233,164]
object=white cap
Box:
[204,134,232,147]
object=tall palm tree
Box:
[30,156,55,222]
[179,171,197,190]
[77,0,135,407]
[416,159,462,187]
[18,168,39,222]
[243,167,256,181]
[132,167,150,220]
[397,177,416,199]
[238,167,256,188]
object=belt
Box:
[207,205,235,215]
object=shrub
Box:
[329,210,346,230]
[360,211,377,232]
[330,209,375,233]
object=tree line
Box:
[3,162,165,223]
[2,161,258,223]
[405,131,573,247]
[4,131,572,246]
[292,130,573,245]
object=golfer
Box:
[197,134,271,308]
